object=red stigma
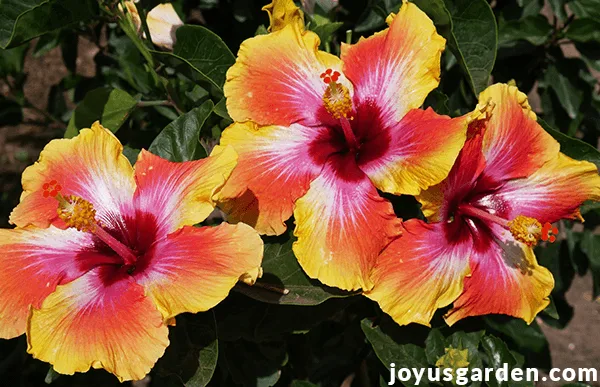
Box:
[43,180,61,198]
[541,222,558,243]
[320,69,341,84]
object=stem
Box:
[137,100,171,107]
[340,117,359,152]
[92,226,138,266]
[458,204,508,228]
[346,29,353,44]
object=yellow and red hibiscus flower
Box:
[0,122,263,381]
[212,0,474,291]
[366,83,600,326]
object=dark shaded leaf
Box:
[64,87,138,138]
[499,15,552,46]
[361,319,430,387]
[235,231,357,305]
[566,18,600,43]
[0,0,98,49]
[579,230,600,298]
[538,118,600,169]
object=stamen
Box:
[459,205,545,247]
[508,215,542,247]
[541,222,559,243]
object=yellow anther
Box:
[508,215,542,247]
[323,82,353,120]
[57,195,97,232]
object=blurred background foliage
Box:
[0,0,599,386]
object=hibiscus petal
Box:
[214,121,333,235]
[146,3,184,50]
[366,220,471,326]
[417,124,487,222]
[27,266,169,382]
[445,224,554,325]
[478,83,560,184]
[224,21,346,127]
[292,153,402,291]
[133,223,263,320]
[0,226,113,339]
[133,145,237,237]
[358,107,469,196]
[341,1,445,122]
[10,122,135,229]
[492,153,600,223]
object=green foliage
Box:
[0,0,599,386]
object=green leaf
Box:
[443,0,498,94]
[538,118,600,169]
[0,0,98,49]
[424,328,445,364]
[544,63,584,119]
[291,381,318,387]
[498,15,553,46]
[185,314,219,387]
[480,336,525,387]
[579,230,600,298]
[484,317,548,353]
[568,0,600,19]
[547,0,567,21]
[0,45,28,77]
[235,231,356,305]
[361,319,430,387]
[566,19,600,42]
[310,20,344,46]
[148,100,215,162]
[64,88,138,138]
[171,25,235,90]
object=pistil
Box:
[321,68,358,151]
[458,204,543,247]
[45,181,137,266]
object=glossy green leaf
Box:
[444,0,498,94]
[547,0,567,21]
[172,25,235,90]
[361,319,430,387]
[0,0,98,49]
[538,118,600,169]
[566,19,600,43]
[235,231,356,305]
[148,100,215,162]
[64,88,138,138]
[484,317,548,353]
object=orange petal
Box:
[366,220,471,326]
[10,122,135,229]
[341,1,445,122]
[493,152,600,224]
[477,83,560,184]
[358,107,469,196]
[0,226,105,339]
[445,224,554,325]
[292,153,402,291]
[133,223,263,321]
[27,266,169,382]
[213,121,331,235]
[224,21,345,127]
[133,145,238,236]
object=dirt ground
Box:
[1,39,599,386]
